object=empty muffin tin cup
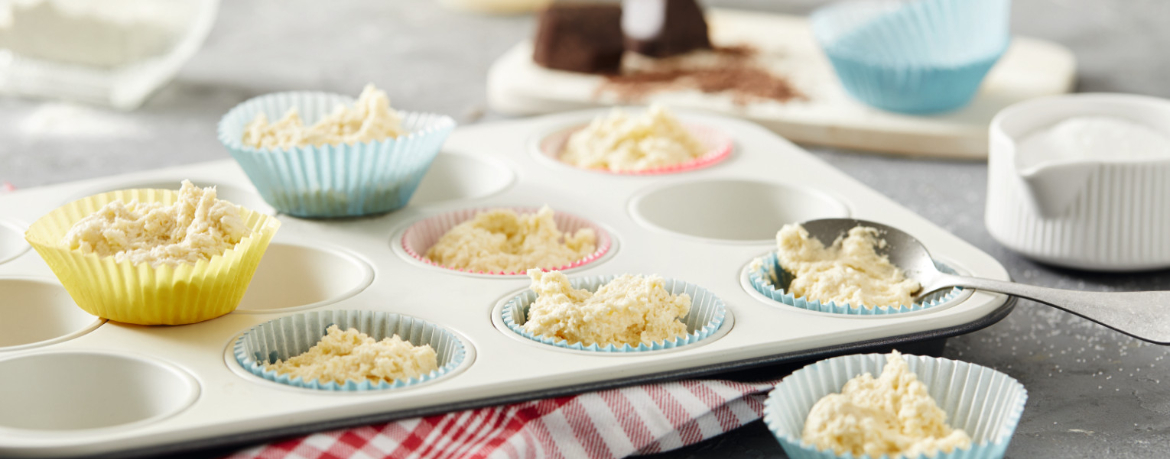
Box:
[0,278,102,351]
[24,189,280,325]
[810,0,1011,114]
[538,122,733,175]
[764,353,1027,459]
[748,252,961,315]
[630,180,850,243]
[234,310,467,391]
[401,206,612,275]
[501,274,726,352]
[218,91,457,218]
[0,351,200,432]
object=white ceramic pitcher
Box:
[986,93,1170,271]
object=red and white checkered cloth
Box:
[226,378,782,459]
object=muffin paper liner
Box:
[401,206,612,275]
[234,310,467,391]
[538,123,733,175]
[218,91,456,218]
[764,353,1027,459]
[501,274,725,352]
[810,0,1011,114]
[749,252,962,316]
[24,189,280,325]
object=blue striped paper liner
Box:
[218,91,456,218]
[502,274,725,352]
[763,353,1027,459]
[749,252,962,316]
[234,310,466,391]
[810,0,1011,114]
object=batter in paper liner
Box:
[61,180,251,267]
[560,104,707,172]
[425,206,596,273]
[242,83,407,149]
[774,223,921,308]
[802,351,972,458]
[522,269,690,347]
[266,325,438,385]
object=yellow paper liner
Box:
[25,188,280,325]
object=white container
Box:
[985,93,1170,271]
[0,0,219,109]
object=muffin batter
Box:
[242,84,407,149]
[522,269,690,347]
[802,351,971,458]
[61,180,252,267]
[560,105,707,172]
[425,206,596,273]
[266,325,438,385]
[775,223,920,308]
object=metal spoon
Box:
[800,218,1170,345]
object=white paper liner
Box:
[764,353,1027,459]
[538,123,733,175]
[749,252,963,316]
[501,274,725,352]
[234,310,466,391]
[401,206,612,275]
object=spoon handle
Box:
[937,273,1170,345]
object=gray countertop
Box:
[2,0,1169,457]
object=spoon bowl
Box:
[801,218,1170,344]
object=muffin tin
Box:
[0,109,1012,457]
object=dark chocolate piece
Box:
[532,2,625,74]
[622,0,710,57]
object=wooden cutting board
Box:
[487,9,1076,159]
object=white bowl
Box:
[986,93,1170,271]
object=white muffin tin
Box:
[0,109,1012,457]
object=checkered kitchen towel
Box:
[226,378,781,459]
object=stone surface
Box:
[2,0,1169,458]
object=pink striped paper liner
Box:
[401,206,611,276]
[538,123,733,175]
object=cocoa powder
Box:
[597,46,803,104]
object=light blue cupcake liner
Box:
[234,310,466,391]
[810,0,1011,114]
[502,274,726,352]
[218,91,456,218]
[763,353,1028,459]
[749,252,962,316]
